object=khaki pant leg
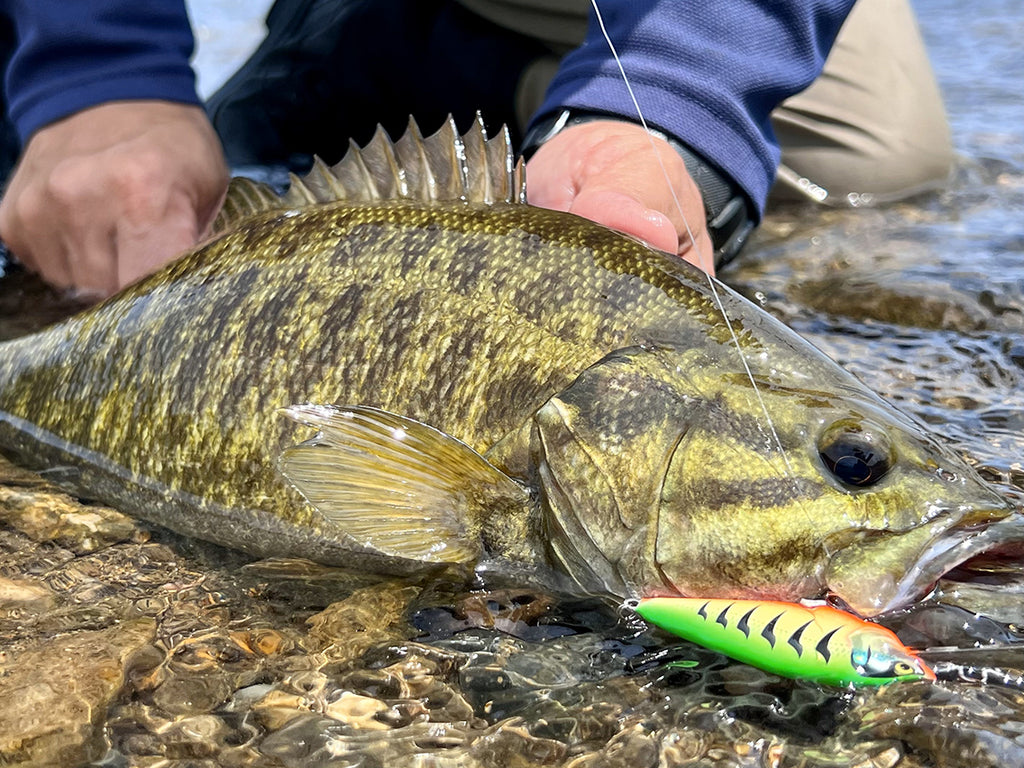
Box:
[506,0,953,207]
[770,0,954,205]
[516,54,563,132]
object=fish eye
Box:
[818,420,893,488]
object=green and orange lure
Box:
[635,597,935,687]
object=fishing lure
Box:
[635,597,935,687]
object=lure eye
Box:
[893,661,916,676]
[818,420,893,488]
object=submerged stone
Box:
[0,457,143,554]
[0,618,156,767]
[0,575,54,613]
[305,580,422,662]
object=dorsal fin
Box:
[211,114,526,236]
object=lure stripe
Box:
[762,613,782,648]
[816,627,839,662]
[634,597,936,687]
[788,619,813,656]
[737,607,756,638]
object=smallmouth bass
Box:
[0,118,1018,615]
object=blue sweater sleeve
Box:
[532,0,856,217]
[1,0,200,143]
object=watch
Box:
[519,109,754,266]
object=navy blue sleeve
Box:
[532,0,856,217]
[0,0,200,143]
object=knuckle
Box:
[7,186,47,239]
[46,158,95,209]
[112,158,161,199]
[111,160,171,225]
[49,151,171,224]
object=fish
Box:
[634,597,935,686]
[0,116,1019,616]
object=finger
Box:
[0,187,74,289]
[567,188,680,254]
[676,223,716,275]
[524,160,577,212]
[114,195,199,290]
[62,220,120,298]
[48,167,127,297]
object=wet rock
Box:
[0,618,156,767]
[0,455,53,488]
[252,688,319,731]
[639,727,788,768]
[859,746,903,768]
[793,269,1024,332]
[305,580,422,662]
[565,722,660,768]
[158,715,232,760]
[253,642,481,734]
[0,459,143,554]
[451,630,645,728]
[236,627,293,657]
[254,685,399,733]
[0,528,76,580]
[324,691,394,729]
[853,682,1024,768]
[105,699,256,766]
[657,728,712,765]
[445,589,558,639]
[250,671,338,732]
[0,574,54,613]
[258,712,479,767]
[467,719,567,766]
[152,672,239,716]
[151,626,287,716]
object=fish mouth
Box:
[825,512,1024,616]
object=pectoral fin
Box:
[279,405,529,565]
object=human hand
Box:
[525,120,714,274]
[0,101,229,298]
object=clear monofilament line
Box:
[588,0,796,479]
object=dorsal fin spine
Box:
[210,114,525,237]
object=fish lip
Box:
[872,528,991,612]
[828,512,1024,616]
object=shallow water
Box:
[2,0,1024,766]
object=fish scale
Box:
[0,195,708,566]
[0,118,1016,612]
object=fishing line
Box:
[929,660,1024,689]
[588,0,797,482]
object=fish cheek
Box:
[651,424,760,596]
[654,428,829,600]
[530,357,697,594]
